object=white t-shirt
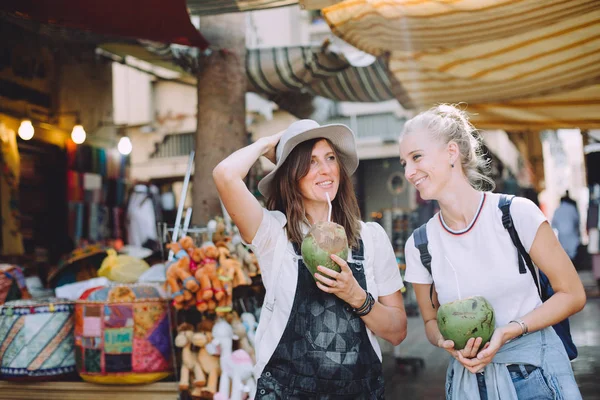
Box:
[247,208,404,378]
[404,193,545,328]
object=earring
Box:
[451,163,454,168]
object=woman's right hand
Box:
[439,337,484,365]
[261,130,285,164]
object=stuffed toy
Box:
[209,319,255,400]
[191,320,221,398]
[216,245,252,288]
[175,323,205,391]
[235,242,260,277]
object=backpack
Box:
[413,194,578,360]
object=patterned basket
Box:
[0,298,76,381]
[74,284,173,384]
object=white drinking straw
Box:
[445,255,462,300]
[326,192,332,222]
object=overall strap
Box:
[413,224,436,308]
[351,239,365,261]
[498,194,541,295]
[292,242,301,256]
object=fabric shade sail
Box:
[322,0,600,129]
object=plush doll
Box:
[210,319,255,400]
[217,245,252,288]
[166,267,186,308]
[235,242,260,277]
[191,248,216,301]
[198,244,226,302]
[231,316,256,363]
[166,236,195,260]
[191,320,221,399]
[240,312,258,348]
[175,323,205,391]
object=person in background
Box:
[552,191,581,266]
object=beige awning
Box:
[322,0,600,129]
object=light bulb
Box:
[71,124,86,144]
[118,136,132,155]
[18,120,34,140]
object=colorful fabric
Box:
[0,125,24,255]
[0,265,31,305]
[74,284,172,384]
[0,299,76,380]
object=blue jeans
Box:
[477,365,556,400]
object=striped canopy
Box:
[187,0,298,16]
[246,46,396,103]
[141,42,398,103]
[322,0,600,129]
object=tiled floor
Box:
[381,278,600,400]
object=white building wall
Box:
[112,62,153,126]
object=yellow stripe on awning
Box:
[322,0,600,128]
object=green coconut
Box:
[301,221,349,281]
[437,296,495,350]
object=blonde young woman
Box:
[213,120,407,399]
[399,105,585,400]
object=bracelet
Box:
[353,291,375,317]
[509,319,528,337]
[352,291,370,313]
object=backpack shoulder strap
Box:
[498,194,541,294]
[413,224,436,308]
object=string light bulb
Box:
[18,120,34,140]
[71,124,86,144]
[118,136,132,155]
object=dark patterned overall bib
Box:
[256,240,384,399]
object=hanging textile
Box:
[0,124,24,255]
[126,185,158,247]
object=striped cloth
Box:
[187,0,298,16]
[142,41,396,103]
[322,0,600,129]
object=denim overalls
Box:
[255,240,384,399]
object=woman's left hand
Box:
[456,328,507,374]
[314,254,365,308]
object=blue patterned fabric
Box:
[0,299,76,380]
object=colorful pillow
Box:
[0,298,76,381]
[74,284,173,384]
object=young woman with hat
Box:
[399,105,585,399]
[214,119,407,399]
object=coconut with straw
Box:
[301,192,349,281]
[436,256,496,350]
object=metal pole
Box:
[182,207,193,237]
[169,151,195,260]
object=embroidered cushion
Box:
[0,298,76,381]
[74,284,173,384]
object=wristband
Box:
[353,291,375,317]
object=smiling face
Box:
[399,131,455,201]
[298,139,340,207]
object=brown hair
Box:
[266,138,361,248]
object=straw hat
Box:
[258,119,358,198]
